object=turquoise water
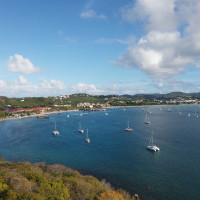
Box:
[0,105,200,200]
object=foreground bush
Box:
[0,158,139,200]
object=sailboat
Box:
[78,121,84,133]
[168,106,172,112]
[147,108,152,114]
[177,107,181,115]
[141,107,145,111]
[144,114,151,124]
[146,131,160,152]
[52,121,59,135]
[188,113,191,117]
[124,119,133,132]
[195,111,199,118]
[86,129,90,143]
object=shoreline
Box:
[0,109,78,122]
[0,103,192,122]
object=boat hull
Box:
[146,145,159,152]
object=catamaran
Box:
[144,114,151,124]
[52,121,59,135]
[86,129,90,143]
[146,131,160,152]
[124,119,133,132]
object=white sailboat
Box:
[188,113,191,117]
[86,129,90,143]
[168,106,172,112]
[124,119,133,132]
[144,114,151,124]
[52,121,59,135]
[146,131,160,152]
[147,108,152,114]
[78,120,84,133]
[177,107,181,115]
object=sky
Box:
[1,0,200,97]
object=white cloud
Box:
[80,10,106,20]
[70,83,103,94]
[121,0,178,31]
[40,79,66,91]
[151,78,195,93]
[112,31,192,79]
[116,35,136,45]
[8,54,41,74]
[57,30,78,43]
[0,75,199,97]
[0,76,66,97]
[113,0,200,80]
[0,76,150,97]
[64,36,78,43]
[85,0,95,10]
[95,35,135,45]
[18,75,28,84]
[95,38,116,44]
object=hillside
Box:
[1,92,200,111]
[0,158,139,200]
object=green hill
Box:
[0,158,139,200]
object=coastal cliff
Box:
[0,158,139,200]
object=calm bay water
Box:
[0,105,200,200]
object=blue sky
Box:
[0,0,200,97]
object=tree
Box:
[100,190,125,200]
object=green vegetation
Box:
[0,158,139,200]
[1,92,199,112]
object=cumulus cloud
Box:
[151,78,196,93]
[0,76,66,97]
[70,83,103,94]
[122,0,178,31]
[0,76,150,97]
[0,77,104,97]
[80,10,106,20]
[8,54,41,74]
[1,75,198,97]
[113,0,200,80]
